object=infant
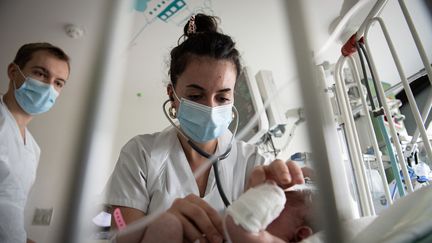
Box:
[225,183,317,243]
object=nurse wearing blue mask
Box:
[0,43,70,243]
[105,14,305,243]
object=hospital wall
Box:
[0,0,430,243]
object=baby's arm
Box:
[224,183,287,243]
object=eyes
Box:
[30,68,66,89]
[54,80,65,89]
[186,93,232,105]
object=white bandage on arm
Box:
[226,183,286,233]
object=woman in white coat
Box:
[104,13,305,243]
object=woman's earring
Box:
[169,106,177,119]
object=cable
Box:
[163,100,239,207]
[359,42,384,109]
[357,40,407,197]
[356,40,377,111]
[187,140,232,207]
[213,161,231,207]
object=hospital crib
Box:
[61,1,432,242]
[285,0,432,242]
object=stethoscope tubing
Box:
[162,99,239,207]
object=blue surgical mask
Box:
[14,66,59,115]
[172,89,233,143]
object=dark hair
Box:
[169,13,241,87]
[13,42,70,72]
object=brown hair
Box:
[13,42,70,72]
[169,13,241,87]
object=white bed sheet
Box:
[301,185,432,243]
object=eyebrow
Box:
[33,65,67,83]
[186,84,231,93]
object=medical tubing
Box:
[163,99,238,206]
[380,114,406,197]
[359,44,384,110]
[185,140,232,207]
[355,40,377,111]
[358,42,406,196]
[186,137,232,208]
[213,161,231,207]
[348,55,393,205]
[364,17,413,193]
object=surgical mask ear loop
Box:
[12,63,26,90]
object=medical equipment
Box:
[234,67,305,158]
[255,70,288,132]
[329,2,432,234]
[162,99,239,207]
[234,67,269,144]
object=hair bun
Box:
[184,13,219,37]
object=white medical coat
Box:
[0,96,40,243]
[104,126,270,214]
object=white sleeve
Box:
[104,137,150,213]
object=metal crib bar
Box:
[398,0,432,158]
[285,1,345,241]
[405,90,432,157]
[347,55,393,206]
[364,17,414,193]
[356,0,389,41]
[334,56,375,216]
[366,17,432,164]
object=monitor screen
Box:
[233,67,269,144]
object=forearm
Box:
[140,213,183,243]
[111,206,146,243]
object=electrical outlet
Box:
[32,208,53,226]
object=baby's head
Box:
[266,190,317,242]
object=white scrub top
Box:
[104,126,270,214]
[0,96,40,243]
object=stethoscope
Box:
[162,99,239,207]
